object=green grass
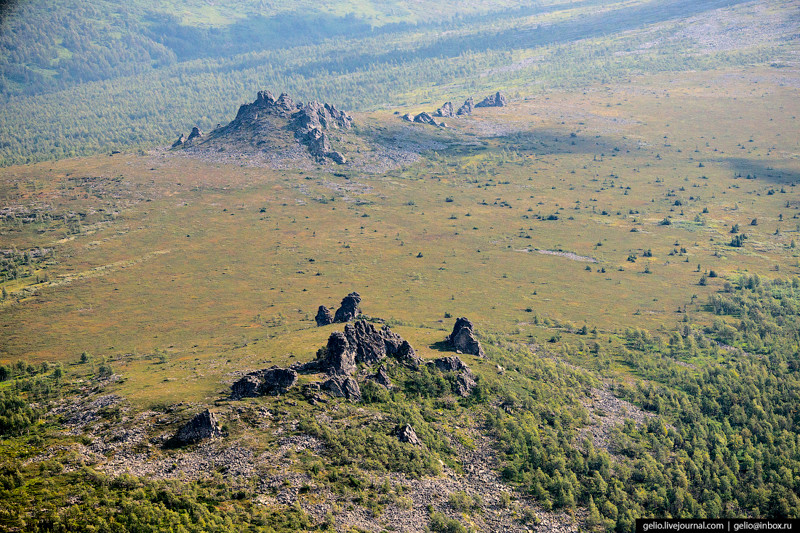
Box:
[1,65,798,415]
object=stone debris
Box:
[173,90,351,164]
[401,92,509,126]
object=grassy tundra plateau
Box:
[0,0,799,531]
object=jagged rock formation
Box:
[321,375,361,401]
[305,317,421,401]
[413,112,446,127]
[319,331,358,376]
[172,90,351,164]
[435,102,455,118]
[315,305,334,327]
[393,424,421,445]
[171,134,186,148]
[293,99,353,132]
[333,292,361,323]
[344,320,387,365]
[187,126,203,141]
[475,91,508,108]
[230,367,298,399]
[394,339,421,368]
[446,317,485,357]
[457,97,475,116]
[343,320,392,365]
[430,356,477,397]
[170,409,222,446]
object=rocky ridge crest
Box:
[171,90,351,164]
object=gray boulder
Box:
[231,367,298,399]
[341,320,420,367]
[333,292,361,323]
[327,150,347,164]
[413,112,443,126]
[454,372,478,398]
[446,317,485,357]
[431,355,472,374]
[395,340,421,368]
[321,375,361,401]
[315,305,334,326]
[170,409,222,446]
[393,424,421,445]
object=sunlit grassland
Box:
[0,66,798,411]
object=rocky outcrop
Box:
[319,331,357,376]
[171,127,203,149]
[187,126,203,141]
[333,292,361,323]
[393,424,421,445]
[394,340,421,368]
[435,102,455,118]
[294,100,353,132]
[431,356,471,374]
[475,91,508,108]
[430,356,477,397]
[344,320,389,365]
[413,112,446,127]
[457,97,474,116]
[231,367,298,399]
[169,409,222,446]
[400,92,507,125]
[446,317,485,357]
[315,305,334,327]
[314,320,417,376]
[171,134,186,148]
[176,90,351,164]
[321,375,361,401]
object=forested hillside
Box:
[0,0,794,165]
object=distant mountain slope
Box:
[0,0,795,166]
